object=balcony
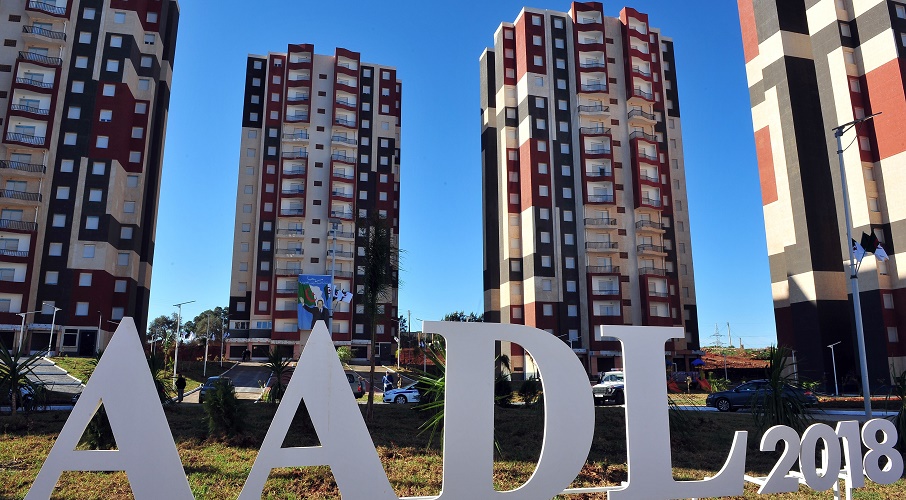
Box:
[332,170,354,180]
[286,95,309,103]
[637,150,659,163]
[635,220,665,231]
[640,196,662,207]
[584,217,617,226]
[5,132,46,147]
[10,104,50,116]
[18,51,62,67]
[331,210,354,220]
[0,160,45,173]
[587,194,615,203]
[648,290,670,298]
[335,98,356,109]
[276,268,303,276]
[328,250,354,258]
[22,25,66,41]
[578,104,609,114]
[631,65,652,78]
[280,208,305,217]
[628,109,656,122]
[0,249,28,258]
[282,150,308,159]
[0,189,41,202]
[282,167,306,177]
[580,61,606,69]
[328,270,354,279]
[330,154,355,164]
[331,135,357,146]
[334,117,356,128]
[286,113,309,123]
[580,83,607,93]
[585,166,613,179]
[631,87,654,101]
[277,228,305,237]
[584,146,612,156]
[579,126,611,136]
[278,248,305,257]
[629,130,658,143]
[14,77,54,90]
[638,172,659,184]
[637,244,666,254]
[591,288,620,296]
[332,231,355,239]
[281,188,305,197]
[26,0,67,16]
[0,219,37,231]
[282,131,309,141]
[331,190,354,200]
[275,287,297,295]
[639,267,668,276]
[586,265,620,274]
[586,241,618,251]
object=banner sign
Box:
[23,320,902,499]
[297,274,332,330]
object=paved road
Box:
[32,358,84,396]
[182,362,270,404]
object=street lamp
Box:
[15,309,43,354]
[172,300,195,378]
[833,111,880,417]
[828,341,842,396]
[42,302,61,356]
[416,317,427,372]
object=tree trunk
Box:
[365,317,378,422]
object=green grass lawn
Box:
[1,401,905,499]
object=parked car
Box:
[383,383,421,404]
[592,370,625,405]
[198,376,234,404]
[346,372,365,398]
[706,380,818,412]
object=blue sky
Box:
[148,1,775,347]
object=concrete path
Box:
[32,358,84,396]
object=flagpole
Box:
[329,220,338,337]
[204,315,209,378]
[173,300,195,380]
[833,113,880,418]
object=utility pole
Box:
[173,300,195,379]
[727,322,732,349]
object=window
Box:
[103,84,116,96]
[75,303,89,316]
[83,244,95,258]
[129,151,141,163]
[512,307,523,319]
[72,81,84,93]
[241,223,251,233]
[114,12,126,23]
[541,255,552,267]
[532,15,541,25]
[131,127,144,139]
[540,231,551,243]
[45,271,58,285]
[565,257,575,268]
[117,252,129,266]
[79,273,92,286]
[84,7,96,19]
[75,56,88,68]
[889,327,899,343]
[559,100,568,110]
[85,216,99,230]
[121,227,133,239]
[49,243,62,256]
[563,211,573,222]
[144,34,155,45]
[63,133,76,145]
[96,136,109,148]
[123,201,136,213]
[68,107,81,119]
[566,281,577,292]
[555,38,565,49]
[859,136,871,151]
[898,4,906,18]
[561,165,571,176]
[147,12,158,23]
[563,187,572,198]
[884,294,894,309]
[538,163,548,174]
[140,56,152,68]
[60,160,74,173]
[535,76,544,87]
[568,305,578,317]
[99,110,113,122]
[543,304,553,316]
[533,35,542,46]
[106,59,119,72]
[868,197,880,212]
[138,78,150,91]
[565,234,574,245]
[534,55,543,66]
[849,78,860,92]
[52,214,65,227]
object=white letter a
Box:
[26,318,192,499]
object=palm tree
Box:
[263,348,292,403]
[752,346,813,435]
[361,214,398,422]
[0,338,45,415]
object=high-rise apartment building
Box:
[228,45,401,362]
[739,0,906,384]
[481,2,699,377]
[0,1,179,355]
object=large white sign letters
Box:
[24,320,901,499]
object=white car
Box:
[592,370,625,405]
[383,384,420,404]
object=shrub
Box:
[204,380,243,438]
[518,376,543,406]
[751,346,813,437]
[80,407,115,450]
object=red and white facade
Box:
[481,2,699,377]
[228,45,401,362]
[740,0,906,385]
[0,0,179,354]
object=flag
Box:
[224,332,230,340]
[333,286,342,301]
[852,239,866,261]
[861,232,890,262]
[341,291,353,303]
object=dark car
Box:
[346,372,365,398]
[198,376,234,403]
[706,380,818,412]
